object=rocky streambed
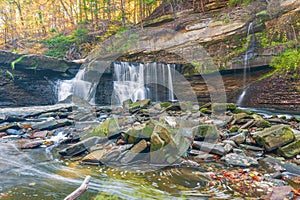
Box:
[0,99,300,199]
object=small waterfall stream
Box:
[237,22,255,106]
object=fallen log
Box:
[64,176,91,200]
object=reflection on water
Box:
[0,140,233,199]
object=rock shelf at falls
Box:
[1,100,300,199]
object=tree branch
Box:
[64,176,91,200]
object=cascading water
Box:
[57,67,98,104]
[112,62,176,105]
[237,22,255,106]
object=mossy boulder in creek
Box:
[128,99,151,113]
[252,125,295,151]
[123,119,157,144]
[278,139,300,158]
[89,118,120,138]
[192,124,220,142]
[253,114,271,128]
[211,103,237,112]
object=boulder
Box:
[120,140,148,164]
[192,124,220,142]
[20,140,44,149]
[150,132,166,163]
[211,103,237,112]
[89,117,120,138]
[59,136,108,157]
[278,139,300,158]
[252,125,295,151]
[192,141,225,156]
[221,153,258,167]
[229,132,246,145]
[128,99,151,113]
[32,118,73,130]
[253,114,271,128]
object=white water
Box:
[237,22,254,106]
[57,62,177,105]
[113,62,176,104]
[57,67,97,104]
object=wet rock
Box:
[0,123,22,132]
[192,141,225,156]
[89,117,121,138]
[222,140,238,148]
[59,136,108,157]
[81,149,107,165]
[224,143,233,153]
[4,116,26,123]
[154,124,176,147]
[122,99,133,110]
[20,140,44,149]
[252,125,295,151]
[278,139,300,158]
[239,119,254,129]
[211,103,237,112]
[231,113,251,124]
[32,118,73,131]
[100,144,133,164]
[229,132,245,145]
[221,153,258,167]
[253,114,271,128]
[6,129,23,135]
[124,120,156,144]
[165,103,181,111]
[229,125,239,132]
[150,132,166,163]
[128,99,151,113]
[192,124,220,142]
[29,131,48,139]
[239,144,265,151]
[120,140,148,164]
[0,132,7,138]
[192,153,216,162]
[262,156,300,175]
[124,124,146,144]
[270,186,294,200]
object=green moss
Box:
[11,55,26,70]
[229,125,239,132]
[160,102,171,108]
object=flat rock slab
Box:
[59,136,108,157]
[221,153,258,167]
[0,104,74,118]
[192,141,225,156]
[270,186,293,200]
[252,125,295,151]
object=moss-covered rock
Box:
[192,124,220,142]
[212,103,237,112]
[253,114,271,128]
[252,125,295,151]
[278,139,300,158]
[200,107,212,114]
[229,125,239,132]
[89,118,119,137]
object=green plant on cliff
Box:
[271,47,300,79]
[42,28,89,58]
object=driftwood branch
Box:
[64,176,91,200]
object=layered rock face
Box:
[0,51,81,107]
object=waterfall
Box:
[113,62,176,105]
[57,67,98,104]
[237,22,254,106]
[57,61,177,105]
